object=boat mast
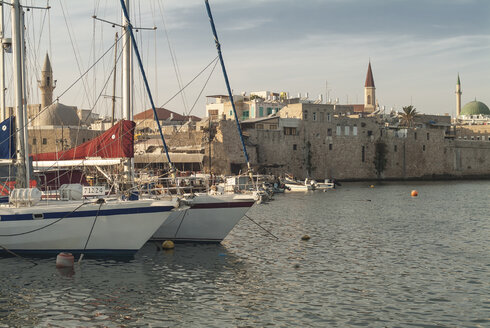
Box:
[122,0,133,183]
[20,10,30,185]
[0,2,5,122]
[11,0,27,187]
[204,0,252,176]
[119,0,176,178]
[111,32,118,127]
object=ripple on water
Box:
[0,181,489,327]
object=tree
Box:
[399,105,418,127]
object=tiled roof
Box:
[133,108,200,122]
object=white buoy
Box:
[56,252,74,268]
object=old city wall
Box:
[244,117,490,181]
[208,120,257,174]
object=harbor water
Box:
[0,181,489,327]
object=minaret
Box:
[38,53,55,109]
[455,74,462,117]
[364,61,376,113]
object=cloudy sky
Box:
[10,0,490,118]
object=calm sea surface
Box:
[0,181,489,327]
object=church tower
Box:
[38,53,55,109]
[364,61,376,113]
[455,74,462,117]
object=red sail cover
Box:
[31,120,135,161]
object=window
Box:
[256,124,264,130]
[423,145,426,151]
[414,132,417,140]
[284,127,297,135]
[82,138,85,143]
[329,144,333,150]
[427,133,430,140]
[33,138,37,145]
[229,110,233,116]
[361,122,366,127]
[242,111,249,119]
[367,95,371,105]
[250,105,255,117]
[367,130,373,136]
[259,107,264,116]
[313,112,317,121]
[336,125,341,136]
[327,128,332,136]
[267,107,273,115]
[42,138,47,145]
[293,144,297,150]
[327,113,331,122]
[361,146,365,162]
[303,111,308,120]
[268,124,277,130]
[345,126,350,136]
[394,145,397,152]
[353,125,358,136]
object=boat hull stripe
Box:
[0,205,174,221]
[191,201,255,209]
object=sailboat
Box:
[149,1,257,243]
[0,0,177,257]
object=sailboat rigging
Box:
[0,0,178,257]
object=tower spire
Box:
[38,53,55,109]
[364,61,376,112]
[365,61,375,88]
[455,73,462,117]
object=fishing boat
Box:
[313,180,335,191]
[283,177,314,192]
[0,0,177,257]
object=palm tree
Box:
[400,105,418,127]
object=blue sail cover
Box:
[0,116,15,159]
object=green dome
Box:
[460,101,490,116]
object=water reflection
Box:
[0,181,489,327]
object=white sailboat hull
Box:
[0,199,176,256]
[151,193,255,243]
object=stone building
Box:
[27,54,99,154]
[206,93,287,121]
[238,103,489,180]
[133,107,200,135]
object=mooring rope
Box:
[78,198,105,263]
[0,201,89,237]
[244,214,279,241]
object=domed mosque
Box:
[454,74,490,141]
[455,74,490,120]
[27,54,99,153]
[460,100,490,117]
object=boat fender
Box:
[56,252,74,268]
[162,240,175,250]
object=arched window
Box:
[367,95,371,105]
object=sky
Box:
[6,0,490,119]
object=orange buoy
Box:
[56,252,74,268]
[411,190,418,197]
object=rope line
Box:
[0,201,88,237]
